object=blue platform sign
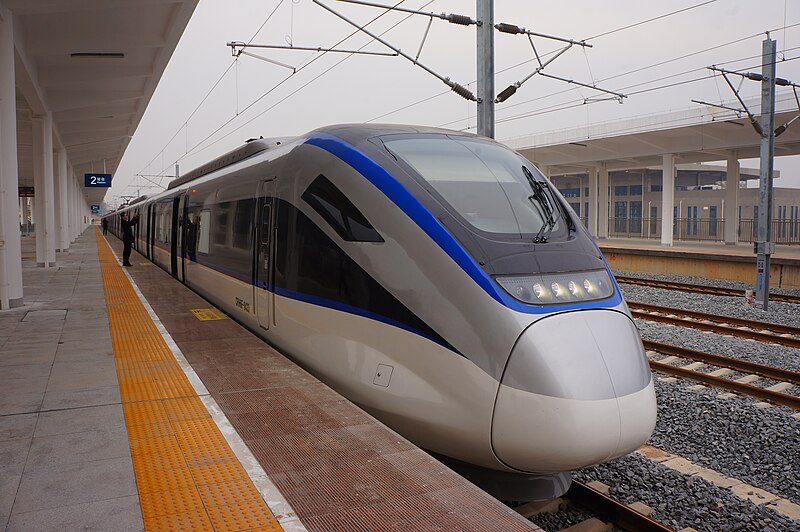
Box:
[84,173,112,187]
[91,204,100,214]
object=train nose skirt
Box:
[491,310,657,473]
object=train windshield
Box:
[383,135,569,240]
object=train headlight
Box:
[496,269,614,305]
[532,283,552,301]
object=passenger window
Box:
[301,174,383,242]
[197,209,211,254]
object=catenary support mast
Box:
[476,0,494,138]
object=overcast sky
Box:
[110,0,800,204]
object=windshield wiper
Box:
[523,167,557,243]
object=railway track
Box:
[515,480,673,532]
[628,301,800,349]
[615,275,800,305]
[644,339,800,410]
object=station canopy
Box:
[5,0,199,206]
[506,92,800,177]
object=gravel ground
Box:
[614,269,800,298]
[528,273,800,531]
[635,319,800,374]
[618,282,800,330]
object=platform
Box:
[0,228,536,531]
[598,238,800,289]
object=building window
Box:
[614,185,628,196]
[630,201,642,233]
[629,185,643,196]
[686,206,698,236]
[559,187,581,198]
[709,206,717,236]
[614,201,628,232]
[651,184,663,192]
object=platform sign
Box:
[18,186,34,197]
[84,173,112,187]
[91,204,100,214]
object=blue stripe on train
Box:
[304,133,623,314]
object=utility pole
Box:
[296,1,619,138]
[703,36,800,310]
[755,37,777,310]
[476,0,494,138]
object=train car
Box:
[107,124,657,500]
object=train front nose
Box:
[491,310,657,474]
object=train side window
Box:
[301,174,383,243]
[197,209,211,254]
[233,199,255,249]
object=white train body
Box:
[110,124,656,498]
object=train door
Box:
[170,196,181,278]
[178,194,189,282]
[147,204,155,259]
[255,179,276,330]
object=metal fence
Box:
[604,217,800,244]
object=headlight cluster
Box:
[496,269,614,304]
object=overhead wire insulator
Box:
[496,85,518,103]
[495,23,523,35]
[446,13,473,26]
[447,80,476,101]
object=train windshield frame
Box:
[382,134,570,241]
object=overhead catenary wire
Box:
[149,0,433,178]
[490,54,800,129]
[130,0,286,191]
[374,15,800,127]
[435,45,799,129]
[435,34,800,130]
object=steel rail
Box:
[565,481,675,532]
[629,302,800,348]
[649,361,800,410]
[643,339,800,385]
[616,276,800,305]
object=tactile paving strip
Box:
[95,229,282,532]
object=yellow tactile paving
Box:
[95,229,282,532]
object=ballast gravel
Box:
[527,272,800,531]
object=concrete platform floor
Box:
[0,233,141,531]
[1,229,538,531]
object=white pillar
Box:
[55,148,69,251]
[73,173,79,240]
[660,154,675,246]
[587,167,598,237]
[71,176,78,241]
[0,8,23,309]
[724,151,740,245]
[597,163,609,239]
[32,114,56,267]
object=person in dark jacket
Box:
[101,218,108,235]
[121,212,139,267]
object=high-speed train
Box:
[108,124,656,500]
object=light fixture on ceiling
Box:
[70,52,125,59]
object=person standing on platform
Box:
[121,212,139,267]
[101,217,109,235]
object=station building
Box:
[548,163,800,244]
[508,94,800,248]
